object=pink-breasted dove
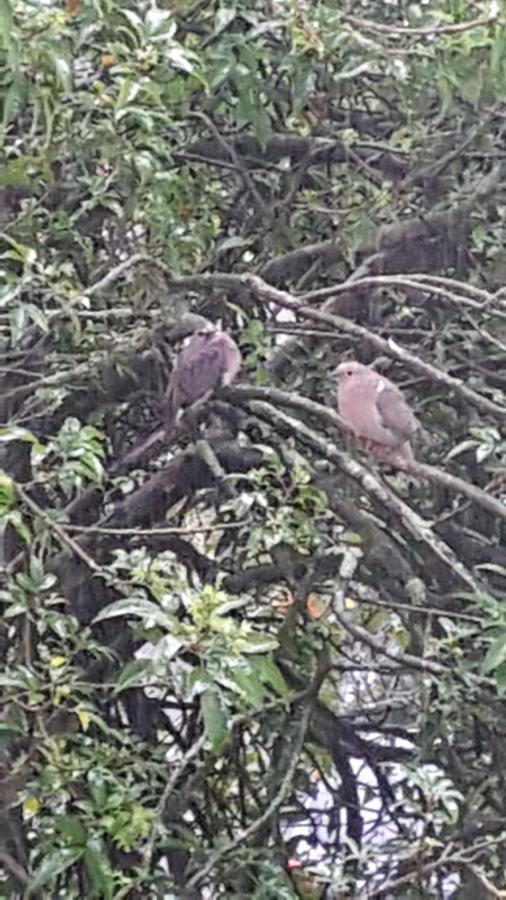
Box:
[335,360,416,460]
[164,320,242,437]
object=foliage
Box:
[1,0,506,897]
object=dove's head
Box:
[334,360,369,383]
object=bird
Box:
[335,360,417,460]
[163,319,242,439]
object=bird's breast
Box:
[338,382,374,430]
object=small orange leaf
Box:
[64,0,79,17]
[306,595,325,619]
[100,54,115,69]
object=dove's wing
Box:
[375,381,416,446]
[174,333,226,406]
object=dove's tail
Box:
[400,440,415,461]
[163,387,179,441]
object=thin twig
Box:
[190,111,269,218]
[15,483,102,574]
[302,273,493,310]
[0,850,30,888]
[186,702,312,889]
[371,834,506,898]
[342,13,498,38]
[142,734,206,869]
[83,253,153,298]
[63,519,248,537]
[352,593,480,624]
[462,863,506,899]
[333,608,448,676]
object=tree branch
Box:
[228,385,506,522]
[237,396,481,591]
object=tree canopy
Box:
[2,0,506,897]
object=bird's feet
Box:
[369,441,392,457]
[355,436,390,456]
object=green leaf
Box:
[88,771,107,808]
[436,73,454,118]
[476,563,506,578]
[0,233,35,263]
[231,668,265,707]
[0,426,41,447]
[93,597,174,629]
[0,0,13,44]
[113,660,148,694]
[151,633,183,665]
[255,656,289,697]
[25,303,50,334]
[167,45,195,74]
[3,600,28,617]
[201,688,228,753]
[482,634,506,674]
[476,444,493,463]
[5,510,32,545]
[445,440,477,460]
[216,235,250,253]
[0,470,15,514]
[84,844,114,900]
[2,77,26,129]
[491,661,506,696]
[215,5,237,32]
[53,56,71,92]
[368,609,390,632]
[121,8,143,30]
[238,632,279,654]
[8,302,27,344]
[53,815,88,846]
[28,847,83,894]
